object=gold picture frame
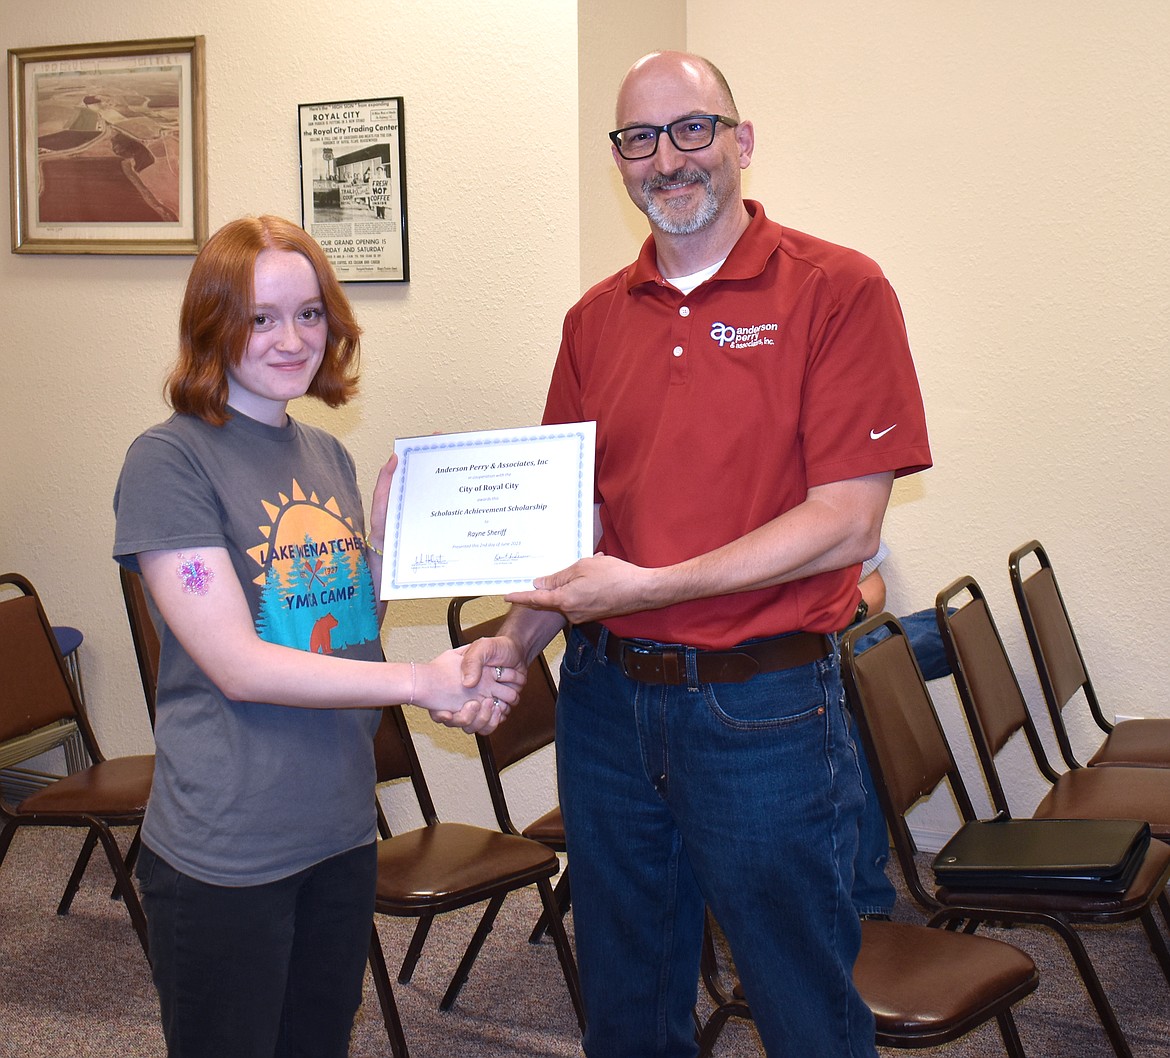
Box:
[8,36,207,254]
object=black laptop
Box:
[932,816,1150,894]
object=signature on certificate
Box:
[411,553,449,571]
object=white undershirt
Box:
[664,257,727,296]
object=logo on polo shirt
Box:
[710,320,778,349]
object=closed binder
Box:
[932,817,1150,894]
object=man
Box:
[467,50,930,1056]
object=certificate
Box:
[379,423,596,600]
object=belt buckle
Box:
[621,642,683,684]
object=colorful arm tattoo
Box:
[176,553,215,596]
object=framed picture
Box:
[298,97,409,282]
[7,36,207,255]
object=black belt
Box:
[577,623,832,685]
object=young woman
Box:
[113,215,518,1057]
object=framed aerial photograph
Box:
[7,36,207,255]
[298,96,409,282]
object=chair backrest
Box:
[119,566,161,729]
[1009,540,1108,769]
[0,573,102,778]
[935,575,1064,816]
[447,596,559,835]
[373,704,439,833]
[842,614,977,912]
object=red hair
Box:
[167,215,362,425]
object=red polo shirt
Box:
[544,201,931,649]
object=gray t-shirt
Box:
[114,410,382,885]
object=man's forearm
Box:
[498,603,571,666]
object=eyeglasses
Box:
[609,114,738,160]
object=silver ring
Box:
[494,666,504,679]
[492,696,502,708]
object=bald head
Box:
[616,51,739,127]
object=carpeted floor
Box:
[1,826,1168,1057]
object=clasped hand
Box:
[427,637,527,735]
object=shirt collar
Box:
[624,200,781,292]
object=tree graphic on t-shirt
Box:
[255,562,287,640]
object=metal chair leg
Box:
[398,913,433,984]
[536,876,585,1032]
[368,925,409,1058]
[439,894,505,1011]
[58,827,99,915]
[529,867,571,944]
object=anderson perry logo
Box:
[710,319,779,349]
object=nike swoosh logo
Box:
[870,424,897,440]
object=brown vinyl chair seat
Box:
[1084,719,1170,768]
[1010,541,1170,770]
[521,805,564,846]
[1030,766,1170,839]
[374,821,561,912]
[17,755,153,817]
[856,920,1038,1047]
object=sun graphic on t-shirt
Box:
[244,479,378,654]
[245,479,361,583]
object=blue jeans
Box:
[136,841,377,1058]
[849,607,954,916]
[557,626,877,1058]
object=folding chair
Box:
[0,572,152,955]
[119,566,160,729]
[842,612,1170,1058]
[1009,539,1170,769]
[697,910,1038,1057]
[447,596,568,943]
[366,705,584,1057]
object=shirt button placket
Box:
[670,302,691,381]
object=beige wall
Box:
[4,2,1168,845]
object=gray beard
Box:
[642,170,718,235]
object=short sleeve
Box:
[113,431,227,571]
[800,276,931,488]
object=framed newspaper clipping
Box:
[7,36,207,254]
[298,96,409,283]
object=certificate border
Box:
[383,425,594,598]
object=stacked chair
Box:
[1009,539,1170,769]
[841,612,1170,1058]
[0,572,153,955]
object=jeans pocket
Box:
[560,626,599,681]
[135,841,158,890]
[704,663,831,731]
